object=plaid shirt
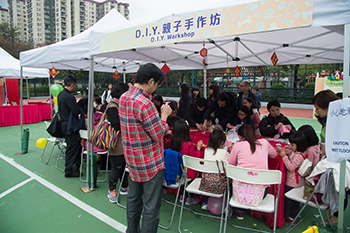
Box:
[119,85,168,182]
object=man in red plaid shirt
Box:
[119,63,172,233]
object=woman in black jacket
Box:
[177,83,192,118]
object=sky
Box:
[0,0,211,22]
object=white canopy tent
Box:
[0,47,48,78]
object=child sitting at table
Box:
[297,125,320,166]
[201,129,231,210]
[228,124,277,220]
[277,132,308,224]
[227,106,254,129]
[170,119,203,205]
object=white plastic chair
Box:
[225,165,282,233]
[40,121,65,167]
[178,156,229,233]
[79,130,109,183]
[284,186,331,233]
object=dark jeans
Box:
[285,185,300,219]
[60,121,82,175]
[126,169,164,233]
[108,155,128,191]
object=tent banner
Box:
[326,99,350,162]
[101,0,313,53]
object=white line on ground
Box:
[0,154,127,233]
[0,177,34,199]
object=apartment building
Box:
[5,0,129,46]
[0,6,9,23]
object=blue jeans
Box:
[126,169,164,233]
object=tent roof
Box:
[89,0,350,69]
[0,47,48,78]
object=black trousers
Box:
[285,185,300,219]
[60,121,82,175]
[109,155,128,191]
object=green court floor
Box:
[0,118,347,233]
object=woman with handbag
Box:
[228,124,277,220]
[106,83,130,203]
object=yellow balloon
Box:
[36,138,47,149]
[53,97,58,105]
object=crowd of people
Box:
[56,63,348,232]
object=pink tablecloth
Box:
[0,103,51,127]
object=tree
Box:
[0,22,20,42]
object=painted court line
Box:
[0,154,127,233]
[0,177,34,199]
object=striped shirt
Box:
[119,85,168,182]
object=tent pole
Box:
[123,62,126,83]
[203,65,207,97]
[85,55,97,192]
[26,78,29,100]
[338,23,350,233]
[20,67,23,151]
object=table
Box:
[0,103,51,127]
[251,137,289,229]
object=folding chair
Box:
[178,156,229,233]
[115,165,129,209]
[40,121,65,165]
[226,165,282,233]
[284,186,331,233]
[55,142,66,172]
[79,130,109,183]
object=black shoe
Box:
[65,173,79,178]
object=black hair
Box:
[93,93,99,99]
[170,119,191,152]
[169,101,177,111]
[253,86,259,91]
[289,132,308,153]
[135,63,165,85]
[63,76,77,87]
[238,124,260,153]
[217,92,232,109]
[298,125,319,147]
[208,84,220,101]
[180,83,190,99]
[267,100,281,111]
[312,90,339,110]
[243,97,257,115]
[191,86,201,99]
[95,97,102,104]
[154,95,163,105]
[238,105,251,125]
[196,97,207,108]
[207,129,226,155]
[111,83,129,99]
[273,115,286,125]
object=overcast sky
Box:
[0,0,208,22]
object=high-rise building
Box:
[6,0,129,46]
[8,0,27,41]
[0,6,9,23]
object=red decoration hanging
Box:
[226,68,230,85]
[161,63,170,75]
[113,70,120,81]
[271,52,278,66]
[200,42,208,65]
[49,67,59,78]
[233,65,241,78]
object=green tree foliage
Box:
[0,23,33,59]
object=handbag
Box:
[89,103,120,150]
[46,113,64,138]
[198,160,227,195]
[298,154,313,177]
[232,182,266,207]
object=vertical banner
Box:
[326,99,350,162]
[0,78,5,105]
[4,79,20,105]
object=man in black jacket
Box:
[185,97,207,129]
[259,100,295,137]
[58,76,82,177]
[237,80,257,109]
[202,92,237,130]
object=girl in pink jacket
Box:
[278,132,308,224]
